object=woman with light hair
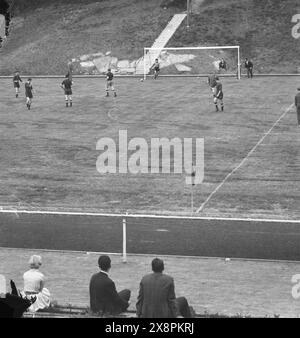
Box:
[22,255,51,312]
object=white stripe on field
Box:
[196,103,295,213]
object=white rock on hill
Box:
[174,64,192,72]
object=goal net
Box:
[141,46,241,79]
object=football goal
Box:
[142,46,241,80]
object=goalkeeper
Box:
[214,78,224,112]
[151,59,160,80]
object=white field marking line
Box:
[196,103,295,213]
[0,208,300,223]
[1,246,299,264]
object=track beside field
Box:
[0,211,299,261]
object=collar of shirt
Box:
[100,270,109,276]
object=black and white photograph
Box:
[0,0,300,328]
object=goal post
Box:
[143,46,241,80]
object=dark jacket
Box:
[245,60,253,69]
[89,272,128,315]
[136,272,179,318]
[295,92,300,108]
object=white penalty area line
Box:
[0,208,300,223]
[196,103,295,213]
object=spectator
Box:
[244,58,253,78]
[0,279,34,318]
[89,255,131,316]
[21,255,51,312]
[295,87,300,127]
[136,258,193,318]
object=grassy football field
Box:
[0,76,299,219]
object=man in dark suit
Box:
[244,58,253,78]
[295,87,300,127]
[89,255,131,315]
[136,258,193,318]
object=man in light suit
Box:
[89,255,131,315]
[136,258,193,318]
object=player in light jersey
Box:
[207,73,218,96]
[106,68,117,97]
[214,78,224,112]
[13,71,22,98]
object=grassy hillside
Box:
[0,0,178,74]
[0,0,299,74]
[170,0,300,73]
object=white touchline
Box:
[0,208,299,223]
[196,103,295,213]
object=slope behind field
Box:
[0,77,299,219]
[170,0,300,73]
[1,0,300,74]
[0,0,178,75]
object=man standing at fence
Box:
[244,58,253,78]
[295,87,300,127]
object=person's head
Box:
[28,78,32,83]
[98,255,111,272]
[155,59,158,62]
[108,68,111,72]
[65,74,69,78]
[245,58,248,61]
[29,255,42,269]
[15,71,19,75]
[151,258,164,273]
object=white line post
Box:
[122,214,127,263]
[191,164,196,215]
[237,46,241,80]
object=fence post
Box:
[122,214,127,263]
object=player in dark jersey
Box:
[106,68,117,97]
[60,75,73,107]
[151,59,160,79]
[214,79,224,112]
[13,71,22,98]
[25,78,33,110]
